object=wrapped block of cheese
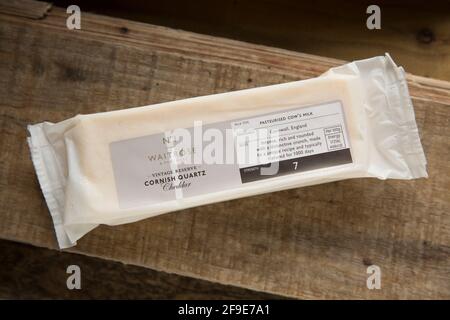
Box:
[27,54,427,248]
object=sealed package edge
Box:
[27,54,427,248]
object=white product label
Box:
[231,101,351,183]
[110,100,352,208]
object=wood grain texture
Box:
[0,0,51,19]
[52,0,450,81]
[0,240,281,299]
[0,3,449,299]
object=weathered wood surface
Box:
[51,0,450,81]
[0,2,449,299]
[0,0,50,19]
[0,240,281,299]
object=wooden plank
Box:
[0,3,449,299]
[50,0,450,81]
[0,0,51,19]
[0,240,281,299]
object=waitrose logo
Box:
[147,147,195,162]
[156,121,280,167]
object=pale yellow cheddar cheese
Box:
[28,54,427,248]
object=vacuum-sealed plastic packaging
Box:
[27,54,427,248]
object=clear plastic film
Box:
[27,54,427,248]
